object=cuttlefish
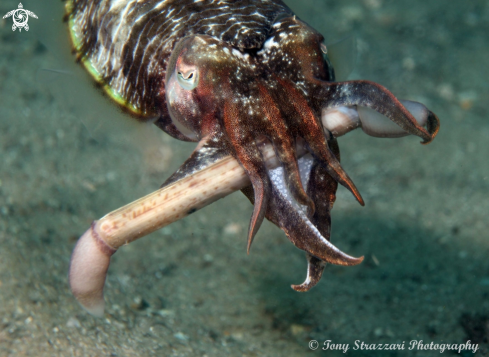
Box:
[67,0,440,316]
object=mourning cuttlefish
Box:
[67,0,440,316]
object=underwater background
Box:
[0,0,488,355]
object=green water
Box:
[0,0,488,355]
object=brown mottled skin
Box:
[69,0,440,291]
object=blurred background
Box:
[0,0,488,355]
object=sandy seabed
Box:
[1,0,488,356]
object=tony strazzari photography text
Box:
[315,340,479,353]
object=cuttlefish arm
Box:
[241,155,356,266]
[241,139,360,291]
[69,102,438,316]
[292,140,342,292]
[276,95,441,291]
[320,83,440,141]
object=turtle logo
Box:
[3,3,38,32]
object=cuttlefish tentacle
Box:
[318,80,437,143]
[257,83,315,214]
[260,154,364,266]
[277,78,364,206]
[223,99,271,253]
[292,139,342,291]
[307,139,340,233]
[426,110,441,139]
[291,253,327,292]
[322,99,441,141]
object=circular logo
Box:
[309,340,319,350]
[3,3,38,32]
[12,9,28,28]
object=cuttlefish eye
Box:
[166,35,234,140]
[166,53,202,140]
[176,67,199,90]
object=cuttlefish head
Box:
[165,16,438,259]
